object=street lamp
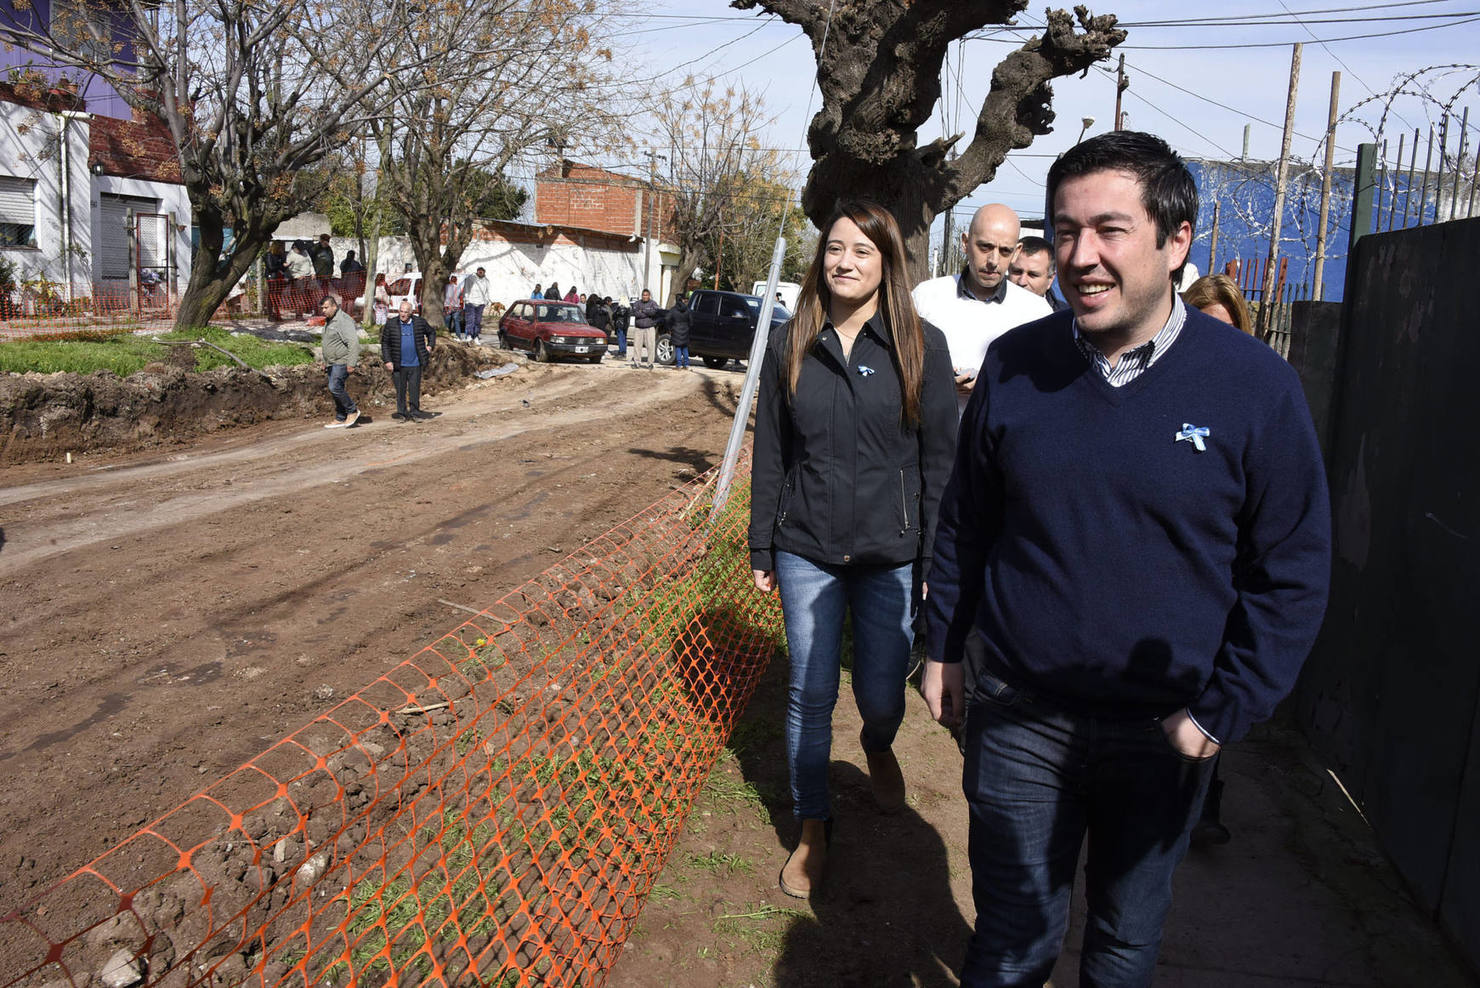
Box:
[1076,116,1096,144]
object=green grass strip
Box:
[0,326,317,376]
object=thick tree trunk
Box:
[670,247,708,305]
[409,216,451,330]
[173,206,271,331]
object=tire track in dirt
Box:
[0,361,744,909]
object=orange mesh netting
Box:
[0,284,181,341]
[0,463,782,986]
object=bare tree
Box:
[730,0,1125,276]
[350,0,623,328]
[654,81,785,303]
[0,0,435,329]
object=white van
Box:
[752,280,801,312]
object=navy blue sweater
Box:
[923,309,1331,744]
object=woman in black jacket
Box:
[748,200,957,898]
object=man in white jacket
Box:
[912,204,1051,412]
[462,267,493,344]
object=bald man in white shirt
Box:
[912,203,1053,412]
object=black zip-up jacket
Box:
[665,303,691,346]
[379,315,435,369]
[748,311,957,574]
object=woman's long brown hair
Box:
[783,200,925,425]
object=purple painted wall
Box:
[0,0,135,118]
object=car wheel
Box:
[535,339,551,362]
[655,334,675,365]
[702,356,727,370]
[498,330,510,349]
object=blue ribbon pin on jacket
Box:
[1175,423,1210,452]
[858,365,875,376]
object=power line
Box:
[1120,14,1480,47]
[1120,9,1480,28]
[1105,60,1360,154]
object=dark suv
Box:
[656,289,791,368]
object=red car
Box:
[497,299,607,363]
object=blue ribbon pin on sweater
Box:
[1175,423,1210,452]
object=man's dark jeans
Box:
[615,328,627,356]
[464,303,485,341]
[326,364,357,421]
[392,364,423,415]
[960,659,1214,987]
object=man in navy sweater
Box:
[922,132,1331,986]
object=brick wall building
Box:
[534,160,676,243]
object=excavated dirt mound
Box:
[0,342,520,465]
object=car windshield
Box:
[534,305,585,323]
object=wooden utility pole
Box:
[941,208,955,278]
[1208,201,1221,275]
[1114,54,1128,130]
[1312,71,1340,300]
[1259,43,1302,340]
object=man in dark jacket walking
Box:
[380,300,436,421]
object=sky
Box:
[586,0,1478,248]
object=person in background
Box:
[1182,274,1252,335]
[381,300,436,422]
[629,289,660,369]
[462,266,493,345]
[318,296,361,429]
[373,273,390,325]
[1009,235,1068,312]
[912,204,1052,413]
[749,199,957,900]
[311,234,336,292]
[444,274,464,340]
[544,282,562,300]
[1179,271,1254,848]
[922,131,1331,986]
[610,297,630,357]
[666,295,692,370]
[265,242,288,320]
[285,242,316,317]
[532,283,543,300]
[338,250,367,300]
[564,284,580,303]
[587,293,612,343]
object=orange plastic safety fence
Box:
[0,284,181,340]
[0,460,782,987]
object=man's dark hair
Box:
[1017,235,1053,261]
[319,295,337,309]
[1046,131,1197,256]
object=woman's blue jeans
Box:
[774,550,915,820]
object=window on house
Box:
[0,177,38,248]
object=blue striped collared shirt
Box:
[1072,295,1187,387]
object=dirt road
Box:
[0,360,742,907]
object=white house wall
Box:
[0,98,193,300]
[0,101,92,295]
[91,174,192,295]
[328,232,648,306]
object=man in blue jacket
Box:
[922,131,1331,986]
[380,300,436,421]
